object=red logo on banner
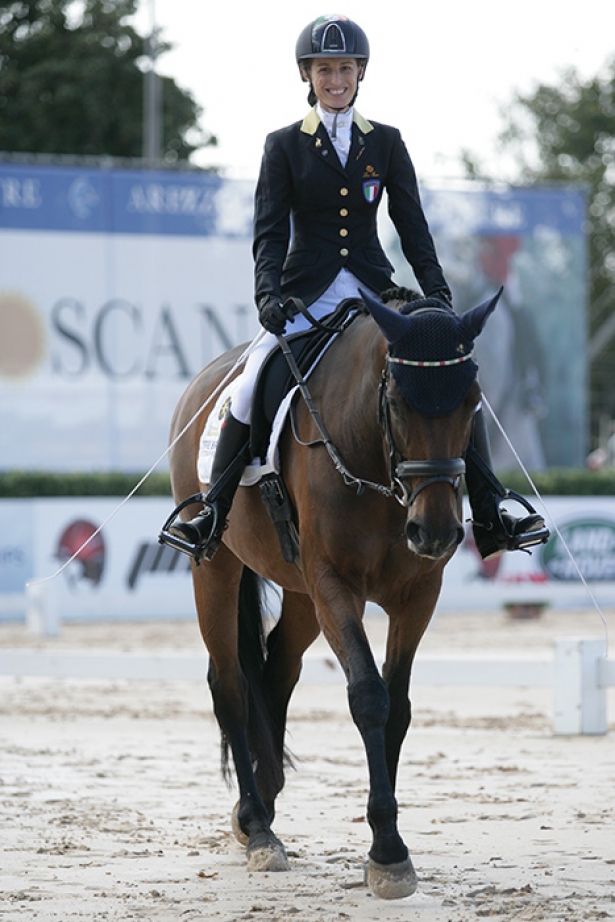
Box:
[55,519,105,587]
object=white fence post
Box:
[25,581,59,638]
[553,638,607,736]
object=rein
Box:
[283,295,365,333]
[278,333,394,499]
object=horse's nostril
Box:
[405,520,421,544]
[406,520,465,557]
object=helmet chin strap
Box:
[312,96,357,139]
[331,109,341,138]
[330,98,357,138]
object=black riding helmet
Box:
[296,15,370,106]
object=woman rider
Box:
[166,14,548,561]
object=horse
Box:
[163,286,500,899]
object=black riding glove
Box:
[258,295,289,335]
[431,288,454,310]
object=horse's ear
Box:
[457,287,503,340]
[360,288,412,344]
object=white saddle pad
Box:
[197,380,299,487]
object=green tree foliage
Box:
[0,0,216,161]
[464,59,615,446]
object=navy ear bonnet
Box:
[360,288,501,417]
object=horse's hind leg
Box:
[256,590,320,815]
[192,547,289,872]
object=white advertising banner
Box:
[1,164,257,471]
[439,496,615,611]
[1,496,613,624]
[0,496,195,622]
[1,163,587,472]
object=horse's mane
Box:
[380,286,422,312]
[380,286,446,317]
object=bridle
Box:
[280,320,468,508]
[378,365,466,508]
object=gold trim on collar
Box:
[353,110,374,133]
[300,107,320,135]
[300,107,374,135]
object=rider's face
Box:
[305,58,362,112]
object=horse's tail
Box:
[219,566,284,797]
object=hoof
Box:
[231,801,249,846]
[366,856,418,899]
[247,834,290,872]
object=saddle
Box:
[252,297,364,564]
[250,297,364,462]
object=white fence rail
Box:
[1,638,611,737]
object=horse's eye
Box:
[387,395,402,416]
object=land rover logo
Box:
[541,517,615,580]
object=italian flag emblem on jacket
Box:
[362,179,381,203]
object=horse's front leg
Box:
[312,582,417,899]
[382,577,443,791]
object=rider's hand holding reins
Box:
[258,295,294,335]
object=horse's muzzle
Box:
[395,457,466,557]
[405,517,465,559]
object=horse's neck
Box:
[332,327,386,454]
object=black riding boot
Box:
[465,408,549,560]
[168,411,250,559]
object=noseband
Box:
[378,366,466,508]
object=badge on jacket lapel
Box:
[362,165,380,203]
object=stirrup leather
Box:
[158,493,225,564]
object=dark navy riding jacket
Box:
[253,107,449,311]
